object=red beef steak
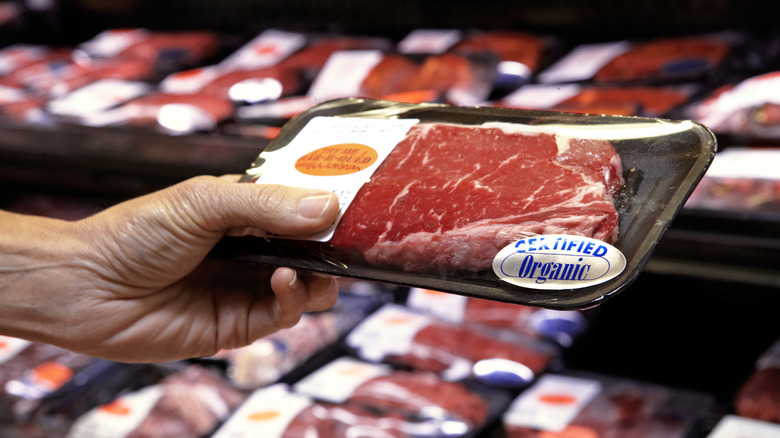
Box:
[329,122,624,272]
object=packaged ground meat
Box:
[216,98,715,310]
[503,372,714,438]
[345,304,558,383]
[66,365,246,438]
[734,338,780,423]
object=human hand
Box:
[0,175,340,363]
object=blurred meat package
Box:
[0,336,95,425]
[498,83,694,117]
[345,304,558,382]
[684,147,780,215]
[213,357,490,438]
[503,372,713,438]
[538,33,737,85]
[223,289,383,390]
[734,337,780,423]
[687,71,780,138]
[405,288,588,347]
[66,365,246,438]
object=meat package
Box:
[538,33,738,85]
[500,83,696,118]
[66,365,246,438]
[685,147,780,215]
[733,337,780,423]
[213,357,498,438]
[686,71,780,139]
[217,98,716,310]
[405,288,588,347]
[345,304,558,383]
[503,372,714,438]
[0,336,94,425]
[222,288,384,390]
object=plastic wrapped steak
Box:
[329,122,624,273]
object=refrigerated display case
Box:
[2,1,780,436]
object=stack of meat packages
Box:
[0,25,774,139]
[0,27,561,137]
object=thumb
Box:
[168,176,340,237]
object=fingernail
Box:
[287,269,300,289]
[298,193,333,219]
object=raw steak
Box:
[329,122,624,272]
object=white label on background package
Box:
[406,288,469,323]
[397,29,462,54]
[67,385,164,438]
[345,304,431,363]
[219,29,307,71]
[46,79,151,119]
[212,384,312,438]
[247,116,419,241]
[0,335,31,364]
[706,415,780,438]
[503,374,602,432]
[307,50,384,100]
[293,357,391,403]
[500,84,583,109]
[538,41,630,84]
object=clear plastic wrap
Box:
[0,336,95,425]
[66,365,246,438]
[345,304,558,384]
[734,338,780,423]
[405,288,587,347]
[685,147,780,216]
[215,97,716,310]
[223,288,385,390]
[503,372,714,438]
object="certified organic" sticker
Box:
[492,234,626,290]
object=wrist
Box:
[0,211,87,345]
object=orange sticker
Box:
[539,425,599,438]
[538,393,578,405]
[99,399,131,416]
[248,410,281,421]
[30,362,73,391]
[295,143,378,176]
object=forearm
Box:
[0,210,90,344]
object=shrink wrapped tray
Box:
[216,98,716,309]
[503,372,714,438]
[685,147,780,215]
[405,288,587,347]
[345,304,557,383]
[0,336,94,425]
[733,338,780,423]
[66,365,246,438]
[215,371,501,438]
[292,357,491,431]
[222,289,384,390]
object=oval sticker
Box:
[492,234,626,290]
[295,143,378,176]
